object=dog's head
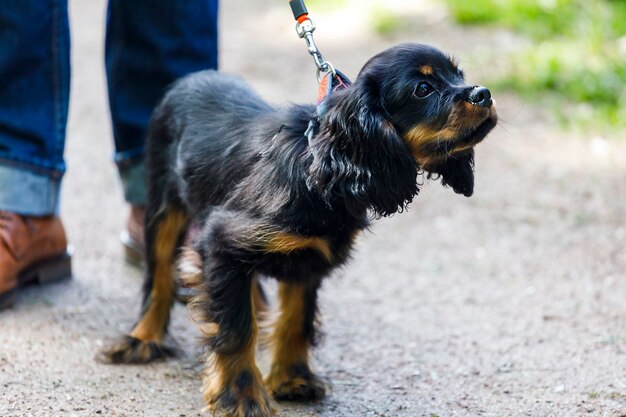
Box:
[309,43,497,217]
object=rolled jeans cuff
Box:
[0,165,61,216]
[118,161,147,206]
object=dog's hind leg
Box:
[265,281,326,402]
[98,104,191,364]
[100,205,188,364]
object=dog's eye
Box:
[415,82,434,98]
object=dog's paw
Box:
[265,363,326,402]
[205,368,274,417]
[96,335,175,364]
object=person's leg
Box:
[105,0,218,265]
[105,0,219,208]
[0,0,72,309]
[0,0,70,215]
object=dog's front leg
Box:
[186,223,273,417]
[265,281,326,402]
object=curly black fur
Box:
[308,78,419,217]
[110,42,497,415]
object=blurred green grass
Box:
[306,0,348,12]
[443,0,626,133]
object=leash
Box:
[288,0,352,102]
[289,0,353,148]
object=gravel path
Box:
[1,1,624,416]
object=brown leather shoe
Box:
[0,212,72,310]
[120,205,146,266]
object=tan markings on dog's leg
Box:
[202,283,273,416]
[259,231,333,263]
[265,282,325,401]
[131,209,187,343]
[203,330,258,408]
[419,65,433,75]
[271,283,309,368]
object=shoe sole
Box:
[0,249,73,311]
[120,230,144,267]
[0,289,16,310]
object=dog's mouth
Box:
[402,100,498,168]
[449,111,498,154]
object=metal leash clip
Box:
[290,0,336,82]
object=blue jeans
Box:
[0,0,218,215]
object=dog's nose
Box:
[468,86,492,108]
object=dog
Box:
[100,43,497,417]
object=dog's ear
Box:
[308,77,418,217]
[429,150,475,197]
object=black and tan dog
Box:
[100,43,497,416]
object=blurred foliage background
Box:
[309,0,626,135]
[443,0,626,133]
